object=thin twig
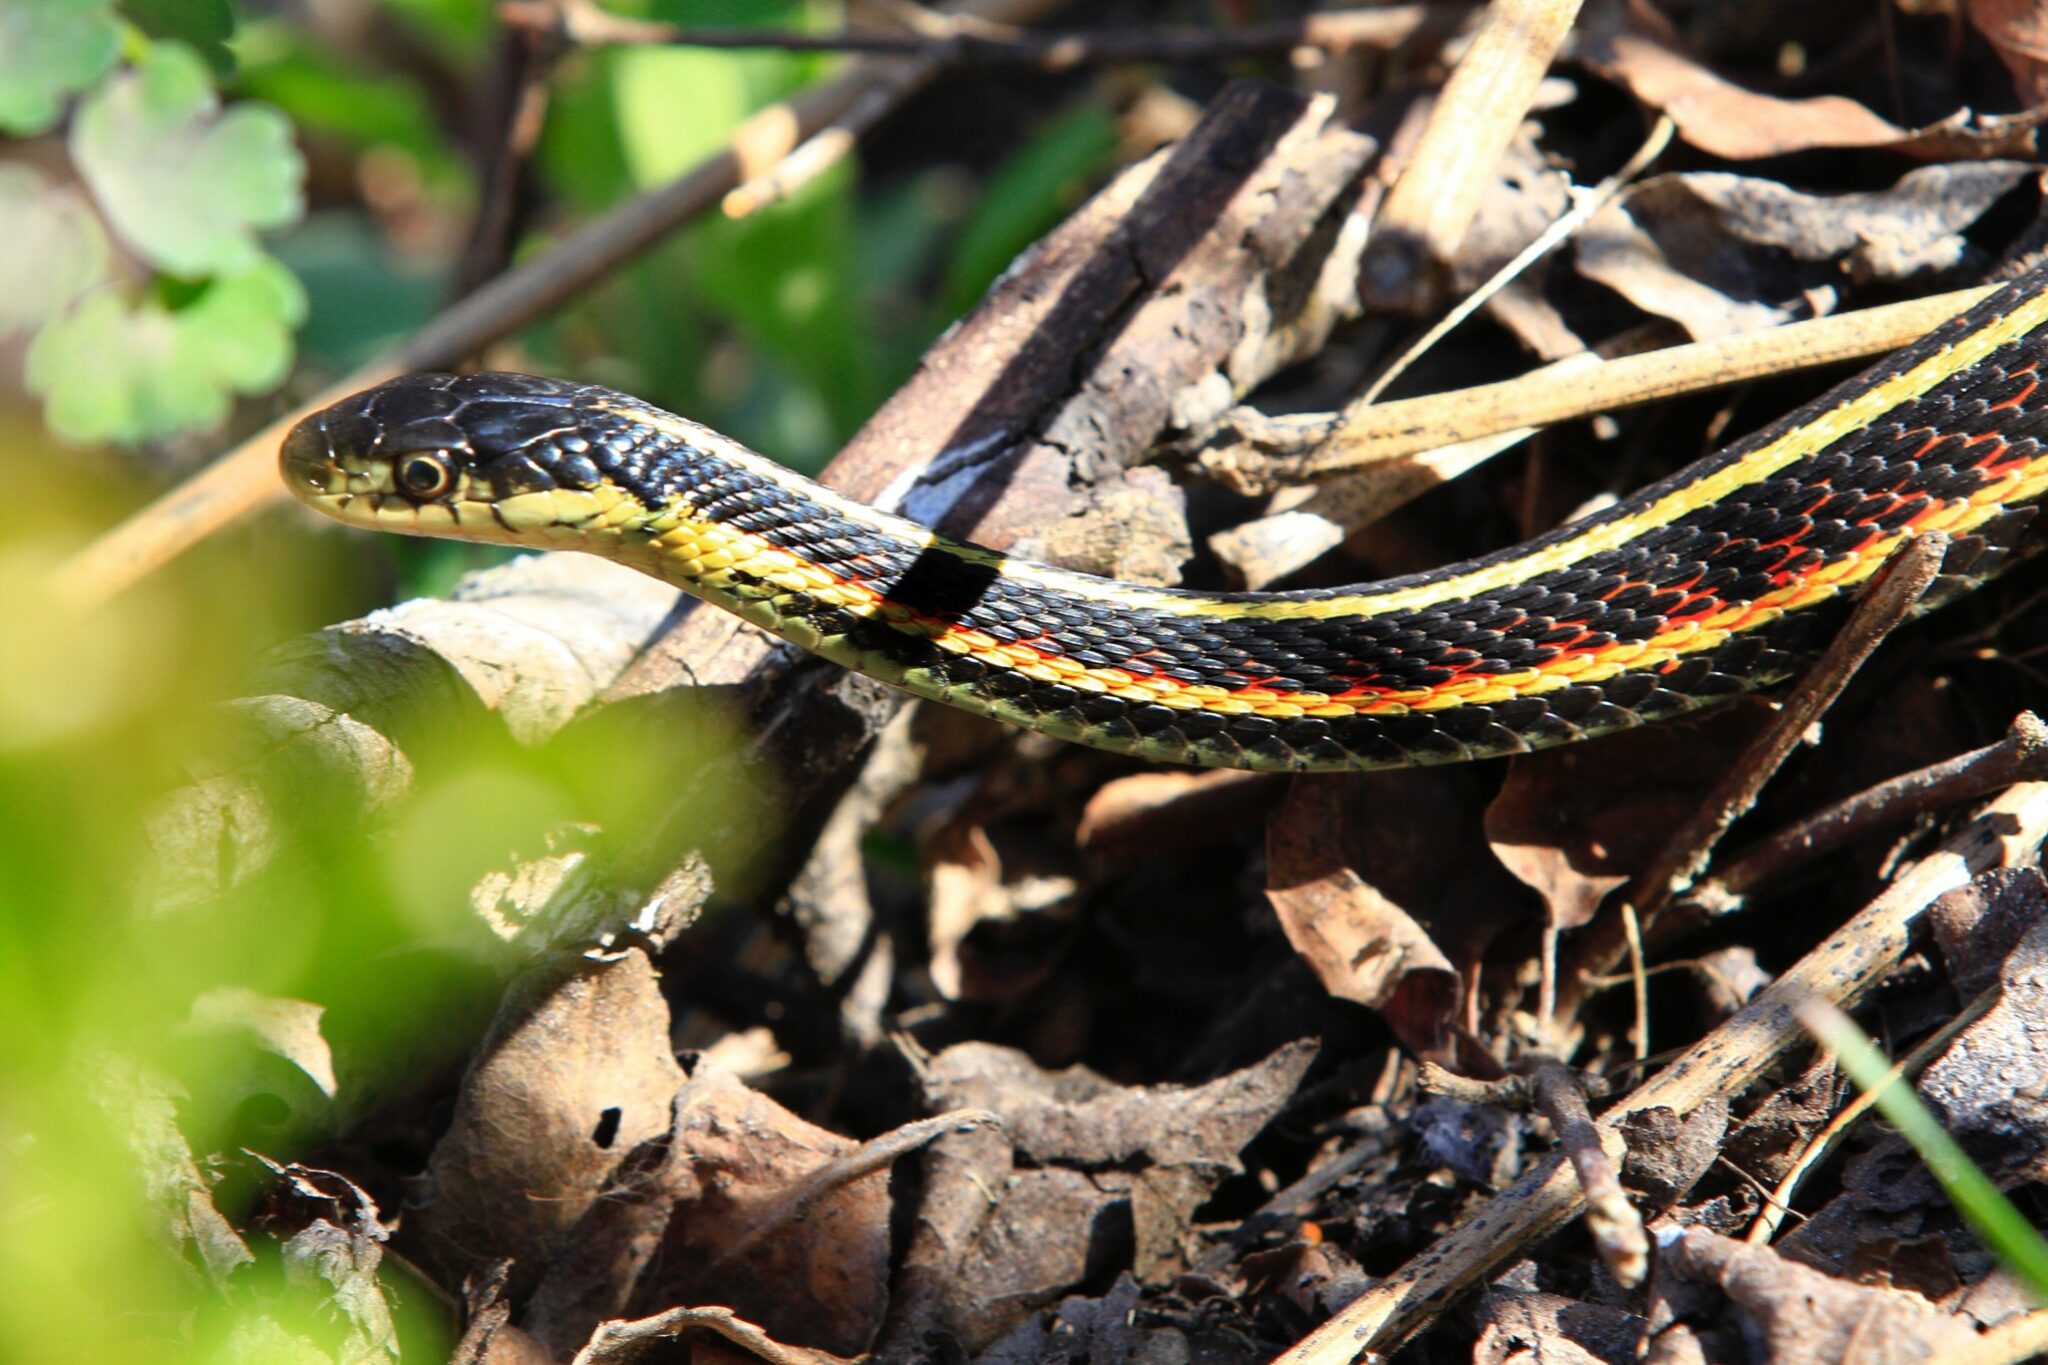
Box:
[707,1108,1001,1267]
[1199,1114,1405,1271]
[1283,782,2048,1362]
[1744,988,1996,1246]
[502,0,1459,67]
[1531,1060,1647,1288]
[1706,712,2048,904]
[1416,1060,1613,1108]
[571,1306,844,1365]
[1420,1058,1646,1290]
[52,0,1071,607]
[724,66,918,218]
[1622,529,1952,935]
[450,13,564,301]
[1418,1063,1536,1107]
[1621,901,1648,1062]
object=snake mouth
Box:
[280,403,622,547]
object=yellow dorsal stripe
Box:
[611,282,2048,625]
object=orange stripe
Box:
[666,441,2048,723]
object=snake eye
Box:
[396,451,455,500]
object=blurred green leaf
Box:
[26,255,307,444]
[940,103,1117,323]
[72,41,305,278]
[233,26,448,168]
[612,45,757,190]
[119,0,236,75]
[273,213,437,371]
[0,0,121,134]
[694,163,873,454]
[0,165,110,343]
[377,0,492,62]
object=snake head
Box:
[281,371,702,548]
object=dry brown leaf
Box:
[172,987,340,1161]
[1582,23,1907,159]
[410,950,687,1299]
[88,1053,254,1285]
[1486,704,1773,933]
[1718,1054,1844,1192]
[1616,1097,1728,1211]
[891,1038,1316,1351]
[620,1060,893,1356]
[1449,122,1587,362]
[775,718,920,1051]
[925,819,1076,1005]
[250,1159,399,1364]
[520,1064,933,1360]
[451,1262,554,1365]
[1073,768,1277,859]
[972,1275,1155,1365]
[1580,0,2044,161]
[1266,773,1533,1056]
[1928,866,2048,999]
[1912,910,2048,1187]
[1241,1237,1371,1326]
[1649,1227,1980,1364]
[1265,857,1458,1053]
[926,821,1004,1002]
[886,1122,1116,1355]
[1968,0,2048,104]
[1471,1288,1641,1365]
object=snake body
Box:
[283,271,2048,772]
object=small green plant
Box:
[0,0,306,445]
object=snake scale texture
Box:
[282,268,2048,771]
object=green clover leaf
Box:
[72,41,305,278]
[0,165,110,342]
[26,255,308,444]
[0,0,121,134]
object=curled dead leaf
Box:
[1486,706,1773,934]
[1265,774,1529,1057]
[892,1038,1316,1350]
[1578,165,2038,340]
[410,950,687,1299]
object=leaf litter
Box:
[101,2,2048,1362]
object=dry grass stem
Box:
[1360,0,1584,311]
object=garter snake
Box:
[281,271,2048,772]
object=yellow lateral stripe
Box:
[618,283,2048,626]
